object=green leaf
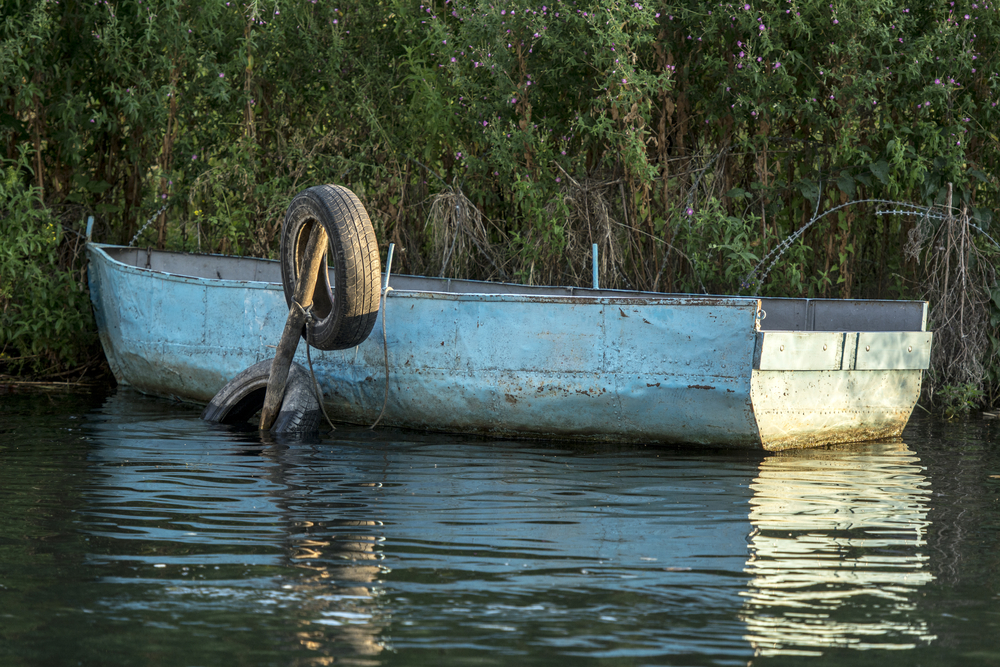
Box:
[975,207,993,228]
[870,160,890,185]
[837,171,856,198]
[797,179,819,203]
[86,180,113,194]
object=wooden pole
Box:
[259,223,328,430]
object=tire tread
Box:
[280,185,381,350]
[202,359,322,433]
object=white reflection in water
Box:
[741,442,936,657]
[284,518,386,661]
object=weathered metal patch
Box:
[750,369,922,450]
[756,332,845,370]
[855,332,933,370]
[756,331,933,371]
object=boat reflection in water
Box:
[741,441,936,657]
[283,515,385,662]
[83,392,387,663]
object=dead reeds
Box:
[550,170,623,288]
[904,185,998,404]
[426,184,508,281]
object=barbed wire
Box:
[741,199,941,293]
[873,207,1000,253]
[129,200,171,247]
[875,209,947,220]
[966,219,1000,252]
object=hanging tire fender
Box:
[280,185,381,351]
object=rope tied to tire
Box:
[293,298,338,433]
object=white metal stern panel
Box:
[750,369,922,450]
[756,332,845,371]
[756,331,933,371]
[855,332,933,370]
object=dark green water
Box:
[1,388,998,666]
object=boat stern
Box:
[750,318,932,450]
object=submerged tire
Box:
[201,359,322,433]
[280,185,381,351]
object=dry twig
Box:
[905,187,996,402]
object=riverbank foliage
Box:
[3,0,1000,406]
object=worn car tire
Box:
[201,359,322,433]
[280,185,381,351]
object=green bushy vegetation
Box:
[0,150,95,374]
[4,0,1000,408]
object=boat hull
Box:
[87,244,930,449]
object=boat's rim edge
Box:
[88,242,279,291]
[87,243,766,306]
[87,242,929,309]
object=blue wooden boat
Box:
[86,242,932,449]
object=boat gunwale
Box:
[89,243,929,312]
[88,243,760,307]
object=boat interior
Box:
[99,245,928,333]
